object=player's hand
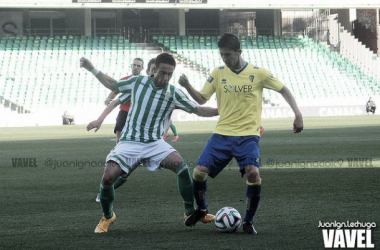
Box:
[86,119,102,132]
[80,57,94,71]
[293,115,303,133]
[178,74,190,88]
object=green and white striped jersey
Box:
[118,92,130,105]
[115,75,199,142]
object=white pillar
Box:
[179,9,186,36]
[84,9,92,37]
[273,9,281,36]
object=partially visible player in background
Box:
[259,126,265,136]
[179,33,303,234]
[84,58,157,135]
[81,57,145,203]
[81,57,144,144]
[163,119,180,142]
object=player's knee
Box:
[102,161,120,186]
[193,167,208,182]
[101,171,117,187]
[101,175,114,187]
[245,166,260,182]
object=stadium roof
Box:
[0,0,380,9]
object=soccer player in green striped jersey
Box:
[91,53,218,233]
[82,57,146,203]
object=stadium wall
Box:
[0,104,375,127]
[171,105,372,123]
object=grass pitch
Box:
[0,116,379,250]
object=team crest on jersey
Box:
[254,66,259,69]
[164,91,172,100]
[249,75,255,83]
[207,76,214,83]
[219,66,225,69]
[221,79,227,84]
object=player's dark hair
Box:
[217,33,241,51]
[133,57,144,65]
[147,58,156,71]
[155,53,176,68]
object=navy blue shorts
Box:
[114,109,128,134]
[197,134,260,178]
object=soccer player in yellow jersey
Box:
[179,33,303,234]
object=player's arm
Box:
[278,86,303,133]
[80,57,117,91]
[193,106,219,117]
[178,74,207,105]
[173,88,217,117]
[86,99,119,132]
[105,91,118,105]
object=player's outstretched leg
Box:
[95,183,117,233]
[176,162,196,217]
[184,167,215,227]
[243,178,261,234]
[94,161,123,233]
[170,124,179,142]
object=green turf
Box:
[0,116,379,250]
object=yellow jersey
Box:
[200,63,283,136]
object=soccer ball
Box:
[214,207,242,233]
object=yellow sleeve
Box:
[199,68,218,100]
[262,69,284,92]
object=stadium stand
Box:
[0,34,210,114]
[154,34,380,106]
[0,32,379,125]
[0,35,147,111]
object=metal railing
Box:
[22,28,122,37]
[93,28,123,37]
[148,28,178,36]
[23,28,83,36]
[147,27,276,39]
[186,28,220,36]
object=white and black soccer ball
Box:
[214,207,242,233]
